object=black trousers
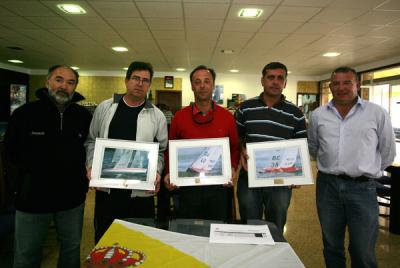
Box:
[177,185,233,222]
[94,189,155,243]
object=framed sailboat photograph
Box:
[169,138,232,186]
[246,138,313,187]
[90,138,159,190]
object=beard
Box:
[48,88,73,105]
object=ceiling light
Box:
[8,59,23,64]
[176,68,186,71]
[238,8,263,18]
[323,52,340,57]
[123,67,128,70]
[229,69,239,73]
[71,66,79,70]
[112,46,128,52]
[287,71,292,74]
[57,4,86,14]
[221,49,234,54]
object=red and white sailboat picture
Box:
[255,146,302,178]
[178,146,223,177]
[101,148,148,180]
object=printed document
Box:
[209,224,275,245]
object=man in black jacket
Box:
[4,65,92,268]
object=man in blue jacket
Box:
[4,65,92,268]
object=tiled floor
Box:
[2,165,400,268]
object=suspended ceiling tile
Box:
[184,2,229,19]
[89,1,140,18]
[269,6,322,22]
[137,1,182,18]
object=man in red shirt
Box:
[164,65,239,221]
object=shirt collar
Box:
[328,96,364,110]
[258,93,286,108]
[192,101,215,116]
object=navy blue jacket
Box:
[4,88,92,212]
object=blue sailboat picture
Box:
[101,148,149,181]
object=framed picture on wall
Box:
[164,76,174,88]
[246,138,313,187]
[90,138,159,190]
[169,138,231,187]
[10,84,27,115]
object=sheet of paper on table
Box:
[209,224,275,245]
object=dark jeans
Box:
[13,203,84,268]
[316,172,378,268]
[237,170,292,234]
[94,189,155,243]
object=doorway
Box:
[156,90,182,114]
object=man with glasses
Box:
[235,62,306,234]
[85,61,168,243]
[308,66,396,268]
[4,65,92,268]
[164,65,240,221]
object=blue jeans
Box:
[237,171,292,234]
[316,173,378,268]
[13,203,84,268]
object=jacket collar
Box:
[36,87,85,103]
[113,93,153,109]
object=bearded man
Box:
[4,65,92,268]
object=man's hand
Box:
[240,148,249,171]
[86,167,92,180]
[223,168,237,187]
[146,172,161,194]
[86,167,100,191]
[164,173,178,191]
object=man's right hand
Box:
[240,148,249,171]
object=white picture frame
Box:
[90,138,159,190]
[169,138,232,186]
[247,138,313,187]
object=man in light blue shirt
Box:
[308,66,396,268]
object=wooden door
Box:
[156,90,182,114]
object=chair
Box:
[375,174,391,217]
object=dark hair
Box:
[47,65,79,84]
[190,65,216,83]
[125,61,154,81]
[331,66,359,82]
[261,62,288,77]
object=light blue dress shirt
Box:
[308,97,396,178]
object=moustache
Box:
[55,88,69,97]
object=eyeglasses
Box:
[130,75,151,85]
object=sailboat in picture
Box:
[187,147,222,174]
[103,149,147,174]
[261,147,300,174]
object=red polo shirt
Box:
[165,102,239,173]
